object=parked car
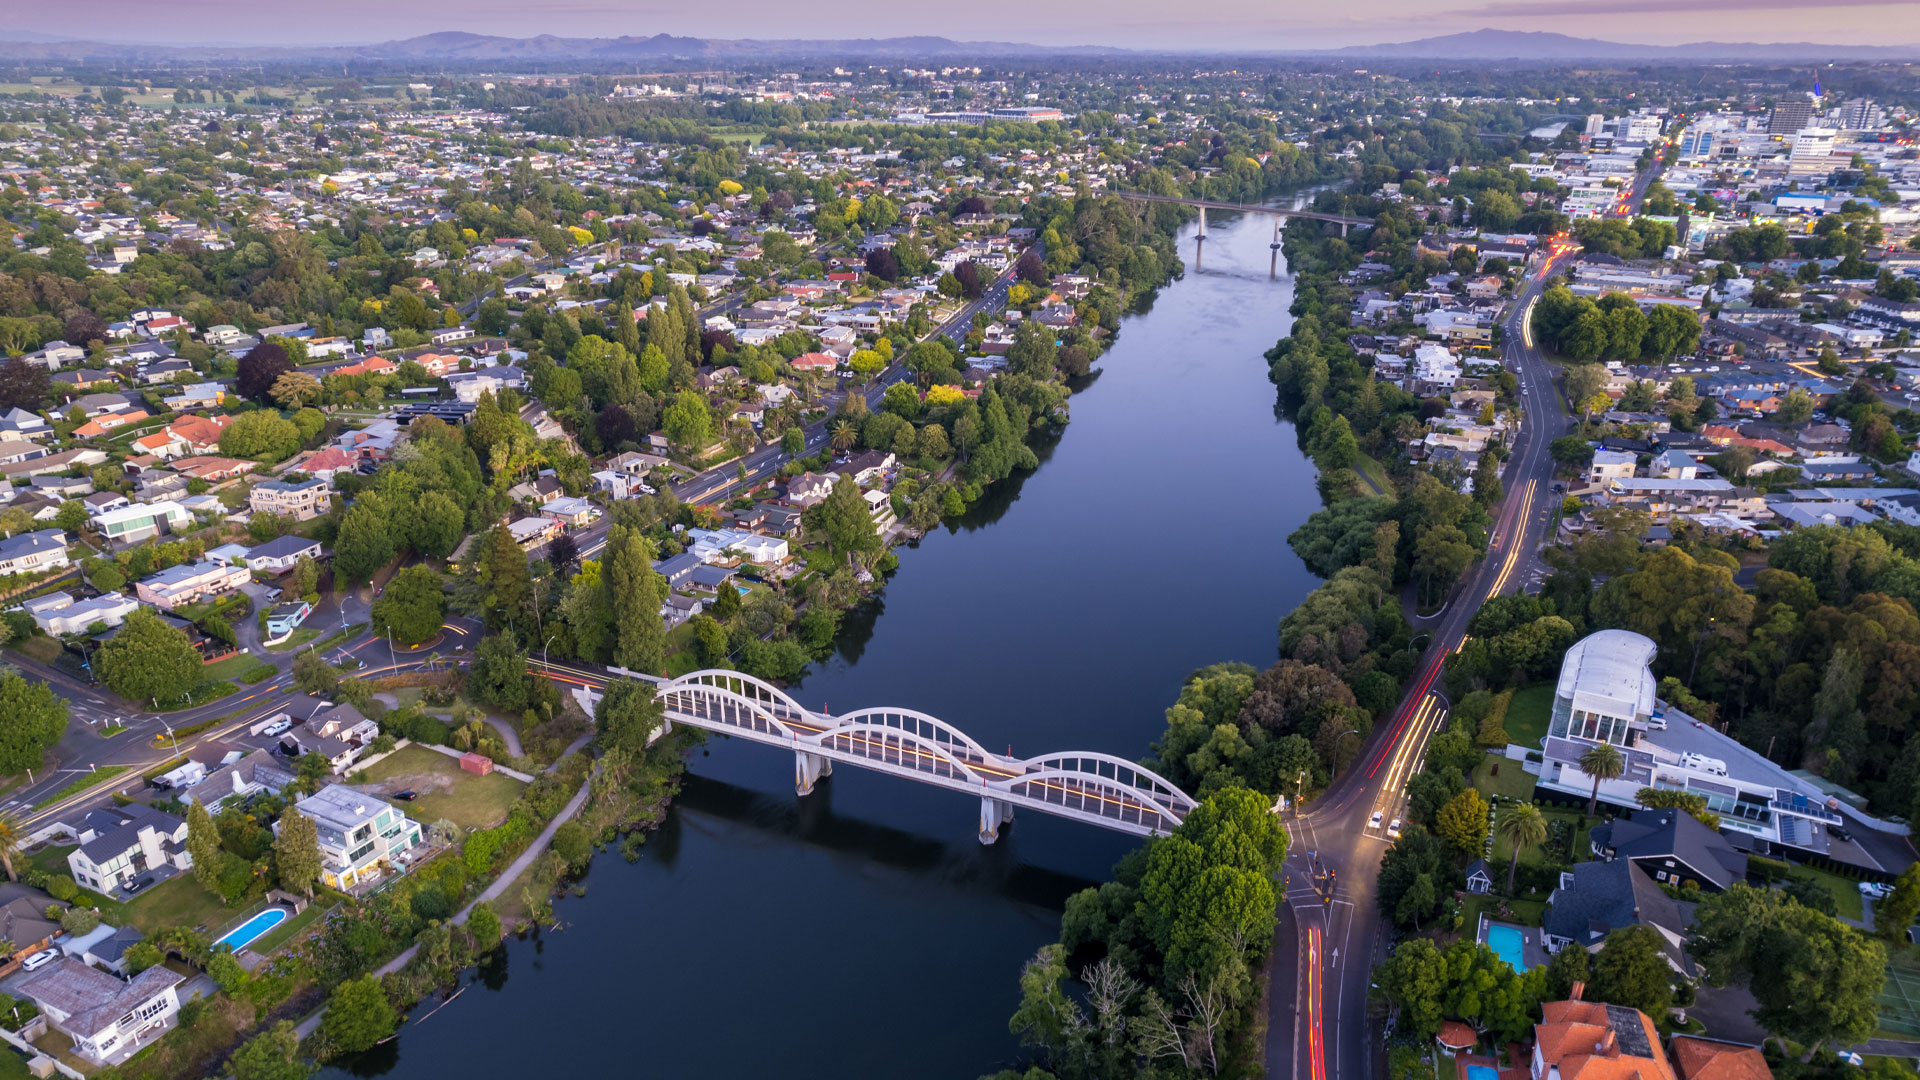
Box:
[20,949,58,972]
[393,790,418,802]
[1861,881,1893,900]
[261,718,293,737]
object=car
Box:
[20,949,58,972]
[1861,881,1893,899]
[1831,824,1853,844]
[1369,810,1384,830]
[393,790,418,802]
[261,719,293,737]
[121,874,155,895]
[1387,818,1403,840]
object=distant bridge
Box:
[1108,191,1371,272]
[559,663,1198,843]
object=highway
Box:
[1272,242,1575,1080]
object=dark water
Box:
[324,208,1322,1080]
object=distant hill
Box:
[0,27,1910,64]
[1324,28,1920,62]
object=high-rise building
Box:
[1769,98,1814,134]
[1840,97,1882,131]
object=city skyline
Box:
[9,0,1916,51]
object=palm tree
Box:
[0,811,24,882]
[1497,803,1549,894]
[830,419,858,453]
[1579,742,1626,818]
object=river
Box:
[322,206,1324,1080]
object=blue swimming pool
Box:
[215,907,289,952]
[1467,1065,1499,1080]
[1486,924,1529,971]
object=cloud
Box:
[1458,0,1913,16]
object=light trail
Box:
[1306,926,1325,1080]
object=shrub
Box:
[46,875,78,902]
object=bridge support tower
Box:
[1194,206,1206,270]
[978,797,1014,845]
[795,751,833,796]
[1270,220,1282,279]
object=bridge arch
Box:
[821,707,1001,768]
[654,679,800,741]
[662,670,814,718]
[1009,751,1199,816]
[801,721,992,786]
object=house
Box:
[246,534,324,573]
[1531,985,1678,1080]
[1464,858,1494,895]
[161,382,225,411]
[661,593,704,627]
[444,366,526,403]
[655,552,705,588]
[69,924,151,976]
[2,447,108,480]
[249,477,332,521]
[279,784,424,893]
[686,528,789,565]
[541,496,599,527]
[786,471,839,507]
[1587,449,1636,486]
[265,600,313,640]
[1669,1036,1772,1080]
[1588,810,1748,892]
[844,450,897,486]
[296,446,358,482]
[66,805,193,895]
[507,475,563,505]
[178,750,296,811]
[864,488,897,532]
[508,516,562,549]
[0,883,63,968]
[280,704,380,774]
[0,528,69,576]
[135,560,249,610]
[168,455,255,483]
[592,469,650,500]
[22,591,138,636]
[92,500,193,544]
[0,407,51,442]
[1649,449,1699,480]
[72,409,149,439]
[606,451,671,475]
[1542,859,1694,973]
[15,957,184,1066]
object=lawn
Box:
[124,874,237,935]
[200,653,272,683]
[1796,865,1865,922]
[7,636,62,665]
[350,744,525,830]
[264,626,322,652]
[1504,684,1554,751]
[1472,757,1538,803]
[35,765,130,809]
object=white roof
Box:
[1556,629,1658,722]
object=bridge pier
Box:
[1270,220,1282,279]
[1193,206,1206,270]
[978,797,1014,845]
[795,751,833,796]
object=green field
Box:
[201,653,272,683]
[1504,684,1554,750]
[352,744,524,830]
[35,766,130,810]
[1472,756,1538,803]
[125,874,236,935]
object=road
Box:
[1273,244,1575,1080]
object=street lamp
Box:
[544,634,557,670]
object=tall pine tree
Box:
[603,525,668,673]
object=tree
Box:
[270,371,322,410]
[371,565,444,646]
[780,427,805,457]
[292,649,339,697]
[1434,788,1490,853]
[219,410,301,462]
[1877,864,1920,943]
[332,502,393,587]
[1496,803,1547,894]
[123,941,163,975]
[469,634,531,711]
[804,477,881,564]
[1588,926,1674,1019]
[468,902,503,952]
[230,1021,311,1080]
[188,801,222,892]
[237,341,294,404]
[1378,937,1450,1039]
[0,675,67,777]
[408,490,465,560]
[1579,742,1625,817]
[595,678,665,755]
[273,810,322,898]
[97,608,201,705]
[603,525,667,673]
[830,419,858,452]
[0,357,49,410]
[54,500,87,533]
[1776,386,1815,425]
[1632,787,1720,831]
[1690,884,1884,1053]
[317,974,398,1057]
[0,813,22,883]
[661,390,713,452]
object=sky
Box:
[14,0,1918,50]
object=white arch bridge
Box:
[598,667,1197,843]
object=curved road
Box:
[1272,244,1575,1080]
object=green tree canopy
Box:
[96,608,201,705]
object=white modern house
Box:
[66,805,193,895]
[20,591,140,635]
[279,785,424,894]
[1536,630,1850,856]
[92,501,193,544]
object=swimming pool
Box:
[1486,924,1529,972]
[214,907,289,952]
[1467,1065,1499,1080]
